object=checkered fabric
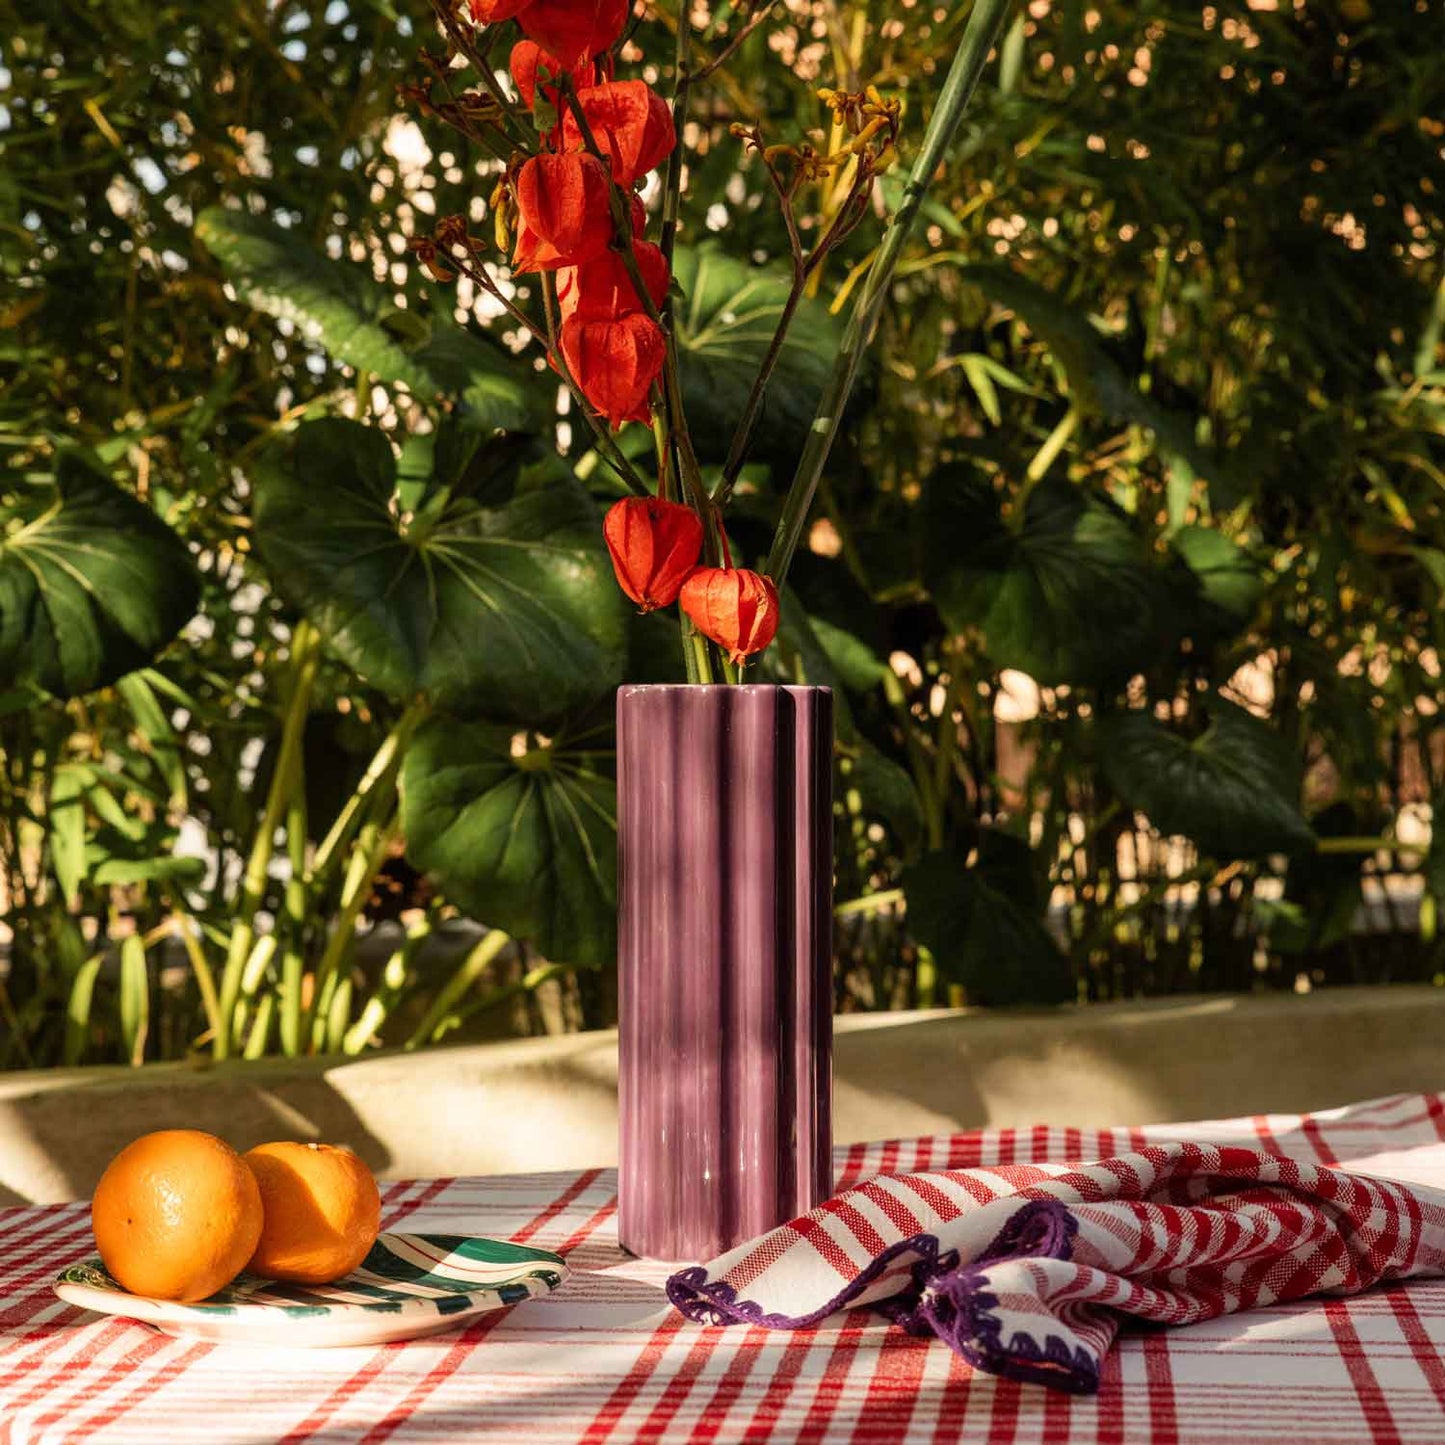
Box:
[5,1093,1445,1442]
[668,1141,1445,1394]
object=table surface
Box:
[6,1094,1445,1444]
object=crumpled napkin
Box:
[667,1143,1445,1393]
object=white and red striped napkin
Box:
[667,1142,1445,1393]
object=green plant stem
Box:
[272,741,309,1054]
[404,927,512,1050]
[764,0,1016,589]
[307,698,428,896]
[169,907,222,1046]
[214,620,320,1060]
[306,810,401,1053]
[835,887,904,916]
[659,8,692,270]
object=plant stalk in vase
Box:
[409,0,1016,1257]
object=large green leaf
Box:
[840,744,925,861]
[922,468,1161,685]
[402,719,616,966]
[902,831,1073,1006]
[255,418,625,721]
[960,265,1237,501]
[1171,525,1265,637]
[0,449,199,698]
[672,245,845,470]
[196,208,543,433]
[1099,698,1315,859]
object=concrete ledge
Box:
[3,986,1444,1204]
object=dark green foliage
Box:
[1099,700,1316,861]
[253,418,626,721]
[401,720,617,967]
[0,451,199,698]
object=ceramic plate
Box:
[53,1232,567,1348]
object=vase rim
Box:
[618,683,832,696]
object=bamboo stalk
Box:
[214,621,320,1059]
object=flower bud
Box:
[679,567,780,664]
[561,311,665,427]
[603,497,703,611]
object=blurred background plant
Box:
[2,0,1442,1067]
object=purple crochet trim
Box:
[668,1232,956,1329]
[668,1196,1101,1395]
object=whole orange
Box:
[91,1129,264,1303]
[243,1142,381,1285]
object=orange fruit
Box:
[91,1129,264,1303]
[243,1142,381,1285]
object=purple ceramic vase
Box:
[617,683,834,1261]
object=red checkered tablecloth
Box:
[6,1093,1445,1442]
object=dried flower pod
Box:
[517,0,630,70]
[557,241,669,323]
[509,40,597,110]
[560,80,676,187]
[561,311,666,427]
[679,567,781,664]
[603,497,704,611]
[512,153,616,271]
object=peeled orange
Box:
[243,1142,381,1285]
[91,1129,264,1302]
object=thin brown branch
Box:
[426,0,532,149]
[694,0,780,80]
[447,249,651,495]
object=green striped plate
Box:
[53,1233,567,1348]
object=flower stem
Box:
[763,0,1016,589]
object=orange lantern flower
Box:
[603,498,704,611]
[679,568,781,664]
[509,40,597,110]
[517,0,630,70]
[561,311,665,427]
[468,0,533,22]
[512,153,615,272]
[561,81,676,187]
[557,241,669,323]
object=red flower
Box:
[517,0,630,69]
[561,311,665,427]
[679,568,780,664]
[557,241,669,323]
[603,498,703,611]
[561,81,676,187]
[512,153,615,271]
[509,40,597,110]
[468,0,533,22]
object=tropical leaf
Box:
[254,418,626,722]
[119,934,150,1067]
[48,763,88,905]
[672,245,845,471]
[902,831,1073,1006]
[841,744,925,860]
[922,468,1162,685]
[1099,698,1315,859]
[960,265,1238,501]
[401,719,617,966]
[1171,525,1266,634]
[0,449,199,698]
[196,208,544,432]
